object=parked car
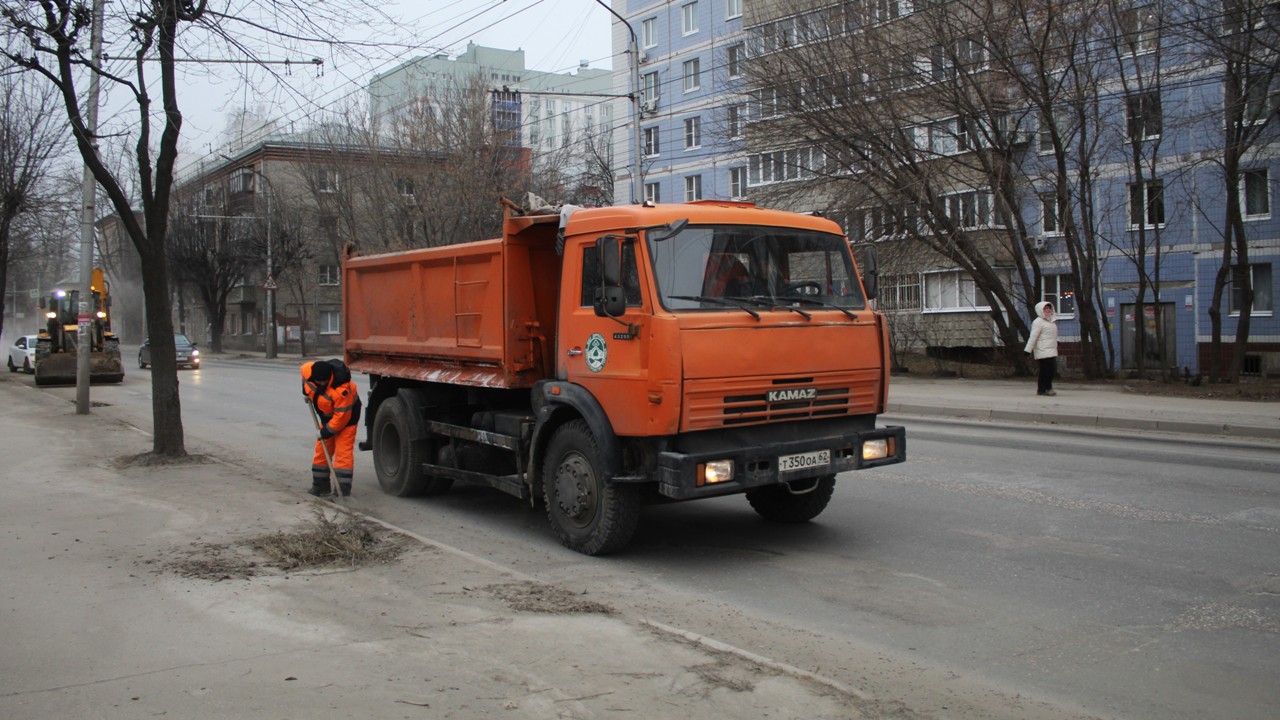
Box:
[7,334,37,374]
[138,334,200,370]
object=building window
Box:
[320,264,340,286]
[395,177,415,198]
[727,103,746,138]
[1230,263,1274,314]
[1244,169,1271,218]
[230,167,255,194]
[868,0,913,23]
[1042,274,1076,316]
[1243,73,1276,124]
[642,17,657,48]
[682,1,698,35]
[1129,179,1165,227]
[1120,5,1158,54]
[643,126,660,156]
[878,273,922,311]
[320,310,341,335]
[685,175,703,202]
[727,43,744,78]
[923,270,988,312]
[726,0,742,19]
[1041,192,1064,234]
[318,169,340,194]
[1126,91,1162,139]
[682,58,701,92]
[684,116,701,149]
[941,191,1005,229]
[644,182,661,203]
[642,71,659,105]
[729,166,747,198]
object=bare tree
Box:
[2,1,206,455]
[746,1,1049,372]
[166,202,259,353]
[1105,0,1171,378]
[1181,0,1280,382]
[0,71,64,342]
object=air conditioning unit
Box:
[1031,235,1048,251]
[640,97,658,114]
[639,52,650,64]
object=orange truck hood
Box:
[675,316,888,432]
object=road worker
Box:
[300,359,362,496]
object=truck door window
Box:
[581,243,643,308]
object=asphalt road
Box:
[36,359,1280,720]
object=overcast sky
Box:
[88,0,616,171]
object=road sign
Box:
[263,276,278,290]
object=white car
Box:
[7,334,37,374]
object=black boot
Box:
[307,480,331,496]
[339,482,352,497]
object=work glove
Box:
[318,425,335,440]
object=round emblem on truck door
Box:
[585,333,608,372]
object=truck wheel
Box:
[372,395,430,497]
[543,420,640,556]
[746,476,836,523]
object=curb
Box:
[887,402,1280,441]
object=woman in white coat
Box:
[1024,301,1059,396]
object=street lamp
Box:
[594,0,644,204]
[245,163,276,356]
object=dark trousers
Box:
[1037,357,1056,394]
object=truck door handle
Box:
[567,347,583,357]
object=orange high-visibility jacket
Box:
[301,360,362,434]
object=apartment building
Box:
[612,0,1279,375]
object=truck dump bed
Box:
[342,210,562,388]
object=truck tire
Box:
[543,419,640,556]
[372,395,430,497]
[746,475,836,523]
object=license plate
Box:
[778,449,830,473]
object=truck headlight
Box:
[190,349,199,357]
[862,438,890,461]
[46,311,57,320]
[96,311,106,319]
[697,459,734,486]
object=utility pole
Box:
[75,0,104,415]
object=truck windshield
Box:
[648,225,867,312]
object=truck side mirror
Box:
[594,235,626,318]
[856,244,879,300]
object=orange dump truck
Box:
[343,200,905,555]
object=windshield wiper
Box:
[668,295,760,320]
[775,296,859,320]
[733,296,812,320]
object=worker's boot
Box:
[307,479,331,497]
[339,482,352,497]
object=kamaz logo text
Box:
[767,388,817,402]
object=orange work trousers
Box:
[311,423,358,487]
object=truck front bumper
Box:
[654,425,905,500]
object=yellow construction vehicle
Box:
[34,268,125,386]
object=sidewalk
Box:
[886,374,1280,442]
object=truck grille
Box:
[682,371,882,431]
